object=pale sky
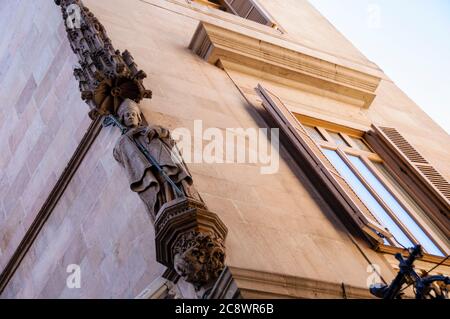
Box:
[308,0,450,134]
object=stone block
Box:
[14,75,37,116]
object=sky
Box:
[308,0,450,134]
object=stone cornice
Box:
[229,267,375,299]
[190,22,381,108]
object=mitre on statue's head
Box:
[117,99,142,127]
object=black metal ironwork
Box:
[370,245,450,299]
[103,115,184,198]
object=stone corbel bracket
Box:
[155,198,228,290]
[189,22,381,108]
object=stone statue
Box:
[113,99,200,221]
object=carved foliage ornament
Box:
[173,231,226,287]
[55,0,152,119]
[155,198,228,289]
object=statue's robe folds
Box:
[113,125,198,220]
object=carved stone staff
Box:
[55,0,228,297]
[104,114,185,199]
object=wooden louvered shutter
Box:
[221,0,274,26]
[369,126,450,214]
[256,84,392,245]
[365,126,450,239]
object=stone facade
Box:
[0,0,92,280]
[0,0,448,298]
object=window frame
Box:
[365,128,450,235]
[189,0,281,31]
[299,117,449,256]
[257,85,396,246]
[190,0,222,10]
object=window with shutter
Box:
[365,126,450,240]
[370,126,450,206]
[221,0,274,26]
[256,84,449,257]
[190,0,276,27]
[256,84,393,246]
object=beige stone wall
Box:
[1,0,448,298]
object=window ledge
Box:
[376,244,450,266]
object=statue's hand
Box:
[137,127,157,144]
[133,126,172,144]
[157,127,170,139]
